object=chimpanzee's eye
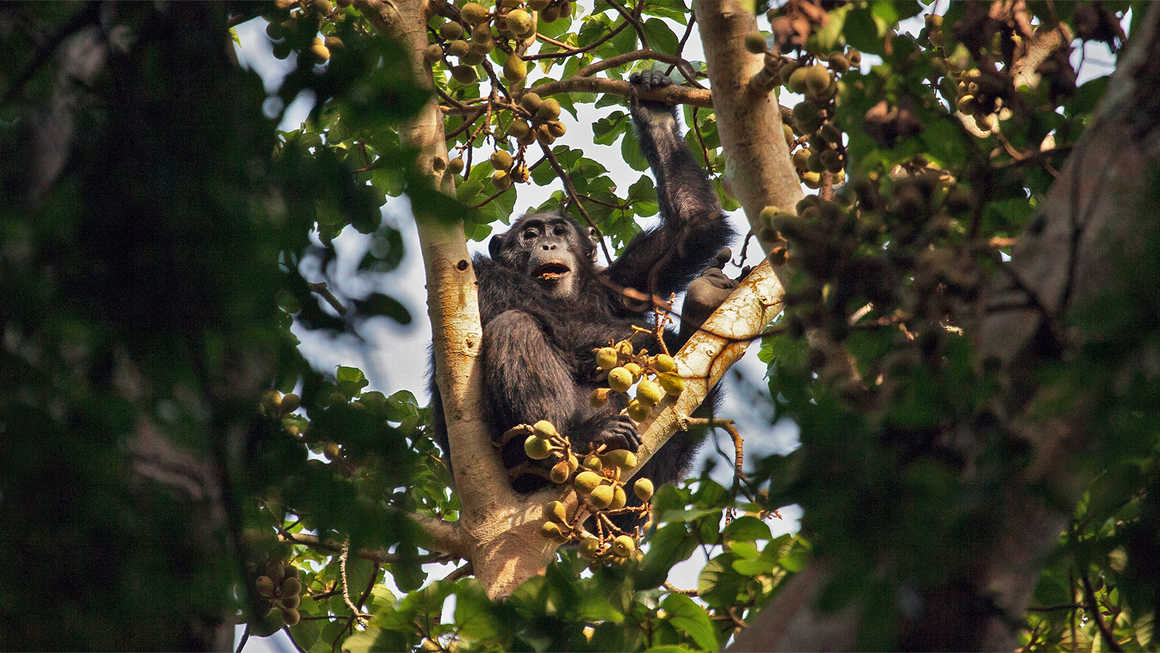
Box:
[553,224,568,236]
[522,226,539,240]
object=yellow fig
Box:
[589,387,611,408]
[550,460,571,484]
[602,449,637,470]
[439,21,464,40]
[546,500,568,523]
[491,169,512,189]
[256,575,275,596]
[524,435,553,460]
[503,53,527,83]
[624,362,643,382]
[459,2,488,25]
[533,420,557,439]
[610,485,627,509]
[614,339,634,357]
[506,119,531,139]
[574,470,602,493]
[633,477,654,501]
[589,484,614,509]
[636,379,663,405]
[658,372,685,396]
[804,64,831,96]
[595,346,618,370]
[608,367,633,393]
[447,39,470,58]
[744,31,767,54]
[505,9,534,37]
[535,98,561,121]
[652,354,676,373]
[626,399,651,422]
[519,92,543,113]
[451,65,477,84]
[489,149,513,170]
[612,534,635,556]
[280,393,300,413]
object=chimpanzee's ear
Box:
[587,228,600,261]
[488,232,505,260]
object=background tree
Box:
[1,1,1157,652]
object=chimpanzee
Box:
[431,71,736,495]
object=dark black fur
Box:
[431,71,734,495]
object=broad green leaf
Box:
[722,515,772,542]
[642,18,680,55]
[661,593,718,650]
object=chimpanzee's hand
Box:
[683,266,739,336]
[628,70,677,122]
[594,415,642,452]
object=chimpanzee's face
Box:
[489,214,594,300]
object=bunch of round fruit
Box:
[255,561,303,627]
[523,420,580,484]
[541,452,655,565]
[591,339,685,423]
[428,0,573,87]
[261,390,301,419]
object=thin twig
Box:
[663,581,698,596]
[444,562,474,582]
[665,13,698,78]
[340,540,372,622]
[308,282,347,315]
[604,0,649,49]
[523,21,630,61]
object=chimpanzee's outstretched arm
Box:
[609,71,734,300]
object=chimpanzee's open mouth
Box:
[533,263,571,281]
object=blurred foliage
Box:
[0,0,1156,651]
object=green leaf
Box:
[647,0,690,21]
[843,7,886,54]
[661,593,718,650]
[351,292,411,324]
[621,129,650,171]
[454,581,504,642]
[731,557,774,576]
[722,516,772,543]
[593,112,629,145]
[812,3,850,52]
[869,0,900,25]
[635,523,698,589]
[777,546,809,572]
[642,18,680,55]
[289,617,322,651]
[336,365,369,397]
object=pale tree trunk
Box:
[727,4,1160,650]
